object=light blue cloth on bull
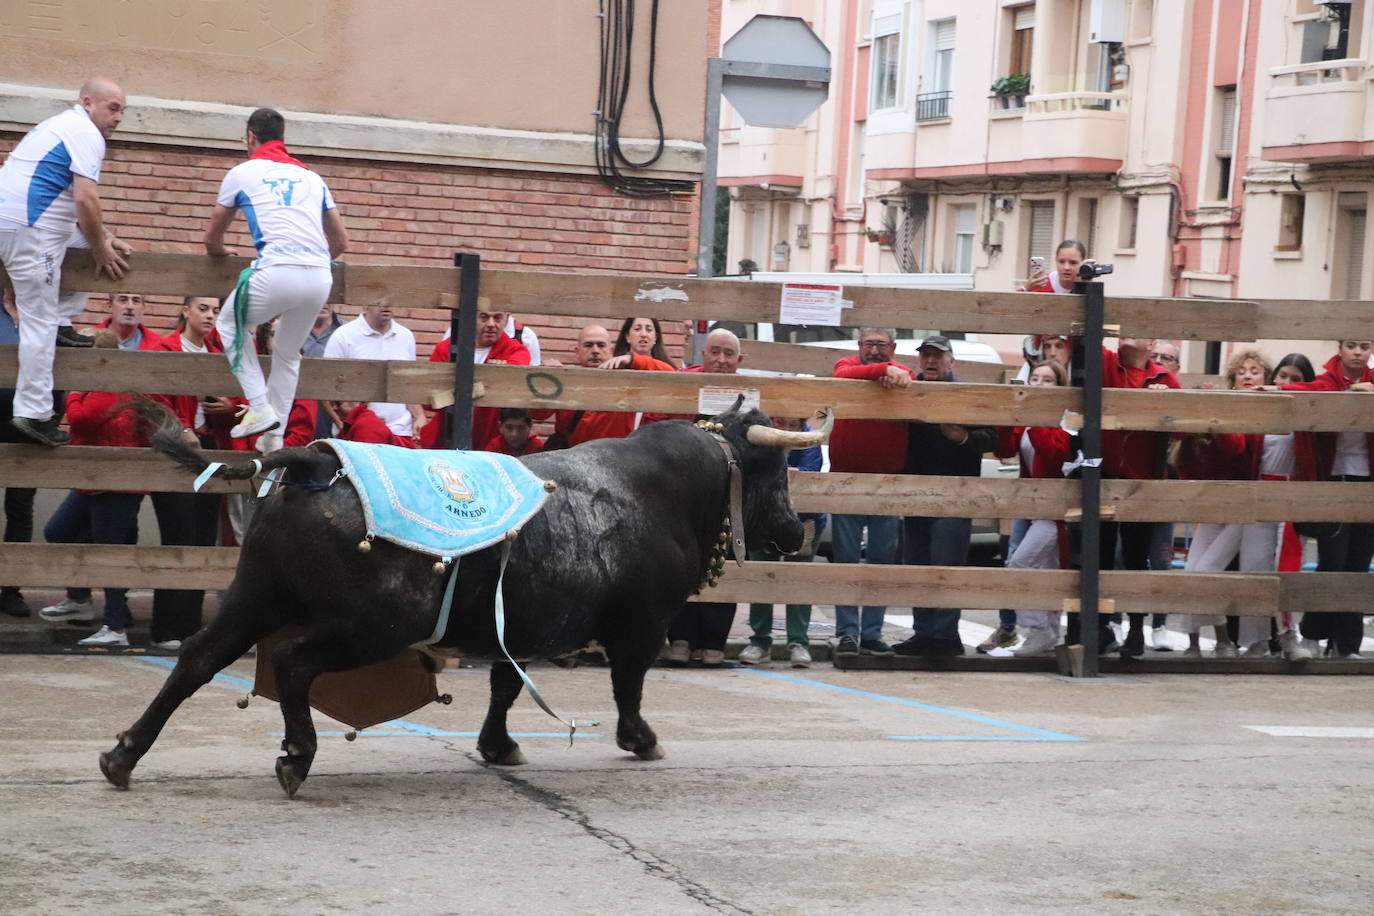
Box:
[315,440,550,560]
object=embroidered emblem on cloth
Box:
[314,440,549,559]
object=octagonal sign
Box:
[721,15,831,130]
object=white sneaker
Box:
[788,643,812,668]
[737,644,770,665]
[256,431,284,454]
[1245,640,1270,658]
[1214,644,1239,659]
[77,625,129,647]
[666,640,690,665]
[1280,630,1313,661]
[150,638,182,651]
[1013,629,1058,657]
[1300,638,1322,658]
[1151,626,1173,652]
[230,406,280,439]
[39,597,95,622]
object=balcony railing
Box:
[916,90,952,122]
[1269,57,1367,89]
[1025,91,1127,115]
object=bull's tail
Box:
[132,399,336,485]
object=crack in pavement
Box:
[436,739,754,915]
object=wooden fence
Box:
[2,251,1373,661]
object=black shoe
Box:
[891,636,928,656]
[0,588,31,618]
[859,638,894,656]
[1120,628,1146,659]
[925,637,966,658]
[834,635,860,656]
[10,416,69,447]
[55,325,93,348]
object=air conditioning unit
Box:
[1089,0,1126,43]
[982,221,1005,247]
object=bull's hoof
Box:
[99,749,132,790]
[634,743,666,761]
[275,756,307,798]
[478,743,527,766]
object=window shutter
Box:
[1029,201,1056,263]
[1217,90,1237,153]
[935,19,956,50]
[1014,6,1036,30]
[1345,210,1366,300]
[874,13,902,36]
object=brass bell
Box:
[357,539,372,553]
[344,730,358,742]
[544,480,558,492]
[432,561,446,575]
[236,695,250,709]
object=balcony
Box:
[1016,91,1129,169]
[915,91,952,122]
[1261,59,1373,161]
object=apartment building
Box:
[718,0,1369,367]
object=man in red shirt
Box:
[542,323,674,448]
[828,328,912,659]
[95,292,164,351]
[421,308,531,449]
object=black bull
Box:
[101,402,828,797]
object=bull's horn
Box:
[746,408,834,449]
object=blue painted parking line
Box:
[743,668,1084,743]
[122,656,601,740]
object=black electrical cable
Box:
[609,0,665,170]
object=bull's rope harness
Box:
[194,423,749,743]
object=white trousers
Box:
[0,223,90,420]
[1178,521,1285,642]
[217,264,332,422]
[1006,518,1061,632]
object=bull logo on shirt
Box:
[262,175,301,207]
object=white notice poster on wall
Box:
[779,283,843,326]
[698,387,761,416]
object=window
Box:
[1118,196,1139,250]
[1076,198,1099,256]
[1277,194,1305,251]
[931,19,956,92]
[1129,0,1154,41]
[1026,200,1056,265]
[1213,87,1237,201]
[1336,192,1367,300]
[871,14,903,110]
[1009,6,1034,76]
[952,203,976,273]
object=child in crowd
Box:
[483,408,543,457]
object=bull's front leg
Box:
[477,662,527,765]
[606,635,665,761]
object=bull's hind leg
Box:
[271,625,407,798]
[476,662,527,765]
[605,636,666,761]
[99,587,277,790]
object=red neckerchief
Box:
[249,140,305,168]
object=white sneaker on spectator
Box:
[700,648,725,666]
[1214,644,1239,659]
[151,638,182,651]
[1151,625,1173,651]
[1299,638,1322,658]
[1280,630,1313,661]
[737,644,769,665]
[1013,629,1057,657]
[1109,621,1125,646]
[788,644,812,668]
[78,625,128,647]
[256,431,284,454]
[1245,640,1270,658]
[230,406,280,439]
[39,597,95,622]
[1337,650,1366,660]
[666,640,690,665]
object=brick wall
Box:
[1,135,699,365]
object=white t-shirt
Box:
[1331,430,1370,478]
[0,106,105,230]
[440,317,541,366]
[216,158,336,269]
[1259,434,1295,479]
[323,315,417,436]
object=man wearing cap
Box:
[892,335,998,658]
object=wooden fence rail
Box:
[0,545,1363,617]
[2,347,1372,434]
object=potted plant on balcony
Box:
[864,213,897,247]
[990,73,1030,110]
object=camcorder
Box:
[1077,261,1114,280]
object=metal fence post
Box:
[1071,278,1106,677]
[447,252,480,450]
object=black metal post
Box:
[448,252,480,450]
[1071,278,1106,677]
